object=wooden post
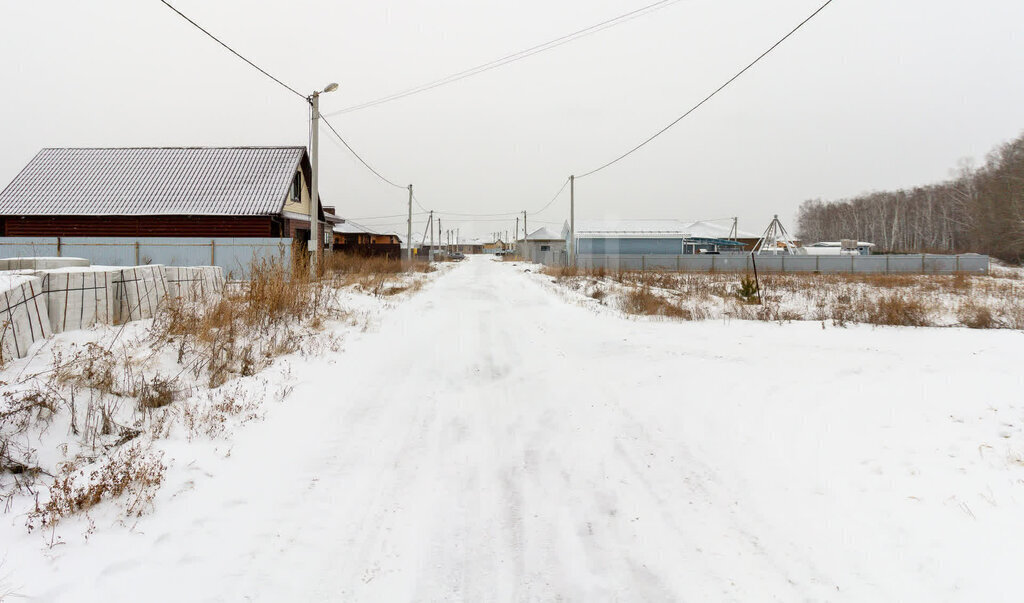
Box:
[134,241,140,266]
[56,237,62,257]
[676,255,680,272]
[211,239,216,266]
[955,254,960,273]
[641,255,646,272]
[921,253,926,274]
[885,254,890,274]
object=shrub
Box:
[958,302,997,329]
[859,294,932,327]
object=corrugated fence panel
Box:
[0,237,59,258]
[0,237,292,279]
[573,253,988,275]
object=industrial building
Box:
[562,219,756,256]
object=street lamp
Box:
[308,82,338,275]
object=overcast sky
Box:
[2,0,1023,240]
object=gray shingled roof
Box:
[0,147,307,216]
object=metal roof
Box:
[565,219,692,239]
[563,219,760,240]
[525,226,563,241]
[0,147,307,216]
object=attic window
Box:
[290,173,301,201]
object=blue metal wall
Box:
[578,238,681,255]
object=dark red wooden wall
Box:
[0,215,278,238]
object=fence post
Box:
[850,254,855,274]
[210,239,216,266]
[134,241,140,266]
[781,254,786,273]
[676,255,680,272]
[641,255,646,272]
[710,254,716,273]
[815,255,820,273]
[955,254,960,273]
[886,254,890,274]
[56,237,62,257]
[921,253,926,274]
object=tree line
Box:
[796,131,1024,262]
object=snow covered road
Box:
[9,255,1024,601]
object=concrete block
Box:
[38,268,120,333]
[0,275,52,361]
[113,265,168,322]
[164,266,226,301]
[3,257,90,270]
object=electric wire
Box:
[576,0,836,179]
[350,212,429,221]
[324,0,687,116]
[530,177,571,215]
[319,114,408,190]
[158,0,305,99]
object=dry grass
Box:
[26,442,165,531]
[620,286,688,318]
[546,268,1024,329]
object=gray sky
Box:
[2,0,1023,240]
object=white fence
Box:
[0,237,293,279]
[572,253,989,275]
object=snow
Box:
[3,255,1024,601]
[0,272,37,290]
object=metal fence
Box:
[572,253,989,275]
[0,237,293,278]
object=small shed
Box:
[519,226,566,263]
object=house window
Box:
[540,245,551,251]
[290,173,301,201]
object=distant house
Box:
[331,217,401,258]
[0,147,330,243]
[563,219,750,256]
[519,226,566,263]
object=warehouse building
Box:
[563,219,755,255]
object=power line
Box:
[531,177,571,215]
[434,210,522,217]
[319,114,407,190]
[324,0,687,116]
[350,212,429,221]
[158,0,305,99]
[577,0,836,179]
[411,192,429,212]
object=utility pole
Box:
[307,82,338,276]
[515,216,519,254]
[569,174,576,267]
[309,93,321,275]
[406,184,413,263]
[429,210,434,260]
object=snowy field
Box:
[2,254,1024,601]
